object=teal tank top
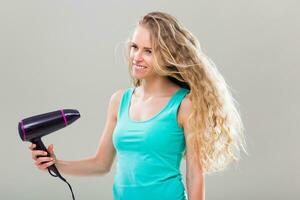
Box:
[112,87,190,200]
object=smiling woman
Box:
[29,11,247,200]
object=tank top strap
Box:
[117,88,133,120]
[163,88,190,128]
[167,88,190,108]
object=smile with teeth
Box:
[134,64,147,69]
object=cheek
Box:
[144,55,153,66]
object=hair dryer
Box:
[18,109,80,200]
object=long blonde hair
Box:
[125,11,248,174]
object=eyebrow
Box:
[130,42,152,50]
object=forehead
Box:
[131,25,152,47]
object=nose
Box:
[133,50,143,62]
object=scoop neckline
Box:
[127,87,184,123]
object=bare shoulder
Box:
[110,88,126,104]
[109,88,126,119]
[178,94,192,129]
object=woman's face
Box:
[129,25,156,80]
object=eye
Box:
[130,44,138,49]
[145,49,152,54]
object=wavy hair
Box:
[124,11,248,174]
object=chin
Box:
[132,73,147,80]
[131,67,156,80]
[131,70,147,79]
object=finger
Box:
[31,150,48,160]
[41,160,55,169]
[28,143,36,150]
[33,150,48,156]
[36,156,54,165]
[47,144,53,150]
[35,159,53,168]
[37,161,55,170]
[47,144,54,154]
[47,145,57,159]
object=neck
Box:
[136,76,179,98]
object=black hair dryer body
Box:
[18,109,80,178]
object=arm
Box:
[185,140,205,200]
[30,89,124,177]
[178,96,205,200]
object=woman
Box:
[29,11,247,200]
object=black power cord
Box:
[48,168,75,200]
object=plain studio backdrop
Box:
[0,0,299,199]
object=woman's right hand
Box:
[29,143,57,171]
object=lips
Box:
[133,64,147,69]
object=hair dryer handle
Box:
[31,138,65,181]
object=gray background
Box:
[1,0,299,199]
